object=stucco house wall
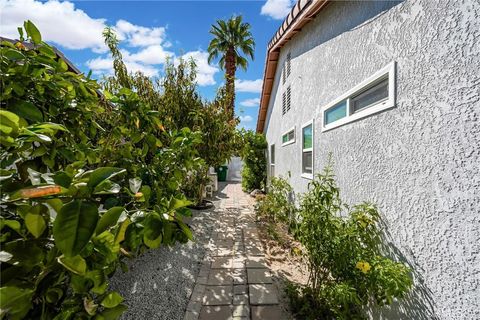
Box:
[262,0,480,319]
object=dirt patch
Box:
[254,214,309,319]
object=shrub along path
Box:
[185,182,287,320]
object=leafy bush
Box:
[240,130,267,192]
[256,176,296,227]
[0,22,194,319]
[288,164,413,319]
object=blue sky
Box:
[0,0,294,130]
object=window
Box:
[282,85,291,116]
[282,127,295,146]
[351,77,388,113]
[270,144,275,177]
[321,62,396,131]
[325,101,347,125]
[301,121,313,179]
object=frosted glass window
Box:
[325,101,347,125]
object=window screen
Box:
[302,151,313,174]
[351,78,388,113]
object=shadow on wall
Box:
[366,218,440,320]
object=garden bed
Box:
[254,214,309,320]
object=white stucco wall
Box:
[263,0,480,319]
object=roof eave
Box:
[256,0,330,133]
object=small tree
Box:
[289,162,413,319]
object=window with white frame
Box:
[301,121,313,179]
[321,62,396,131]
[282,85,291,115]
[282,127,295,146]
[270,144,275,177]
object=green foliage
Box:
[240,130,267,192]
[0,22,196,319]
[287,163,413,319]
[256,176,296,227]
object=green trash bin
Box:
[216,165,228,182]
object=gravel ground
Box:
[109,205,217,320]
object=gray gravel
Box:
[109,206,217,320]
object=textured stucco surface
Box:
[262,0,480,319]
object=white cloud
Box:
[261,0,293,20]
[181,51,219,86]
[240,115,253,122]
[86,57,113,73]
[127,45,174,65]
[114,19,166,47]
[235,79,263,93]
[86,54,160,77]
[0,0,108,52]
[1,0,217,82]
[240,98,260,107]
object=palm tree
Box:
[208,16,255,117]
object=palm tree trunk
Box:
[225,47,236,118]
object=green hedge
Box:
[240,130,267,192]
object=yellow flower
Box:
[356,261,371,274]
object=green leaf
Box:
[0,169,15,182]
[45,288,63,303]
[177,219,193,241]
[58,59,68,72]
[13,101,43,122]
[3,240,43,268]
[57,254,87,275]
[0,286,34,320]
[86,167,126,190]
[169,196,192,211]
[25,213,46,238]
[97,304,127,320]
[53,200,98,257]
[93,180,121,194]
[53,171,72,188]
[86,270,107,295]
[3,220,21,232]
[114,218,131,245]
[24,20,41,43]
[2,49,25,60]
[101,291,124,308]
[96,207,125,234]
[0,110,20,129]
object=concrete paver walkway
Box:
[184,183,284,320]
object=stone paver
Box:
[251,306,284,320]
[199,306,232,320]
[184,182,280,320]
[203,285,233,305]
[247,269,272,284]
[249,284,279,305]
